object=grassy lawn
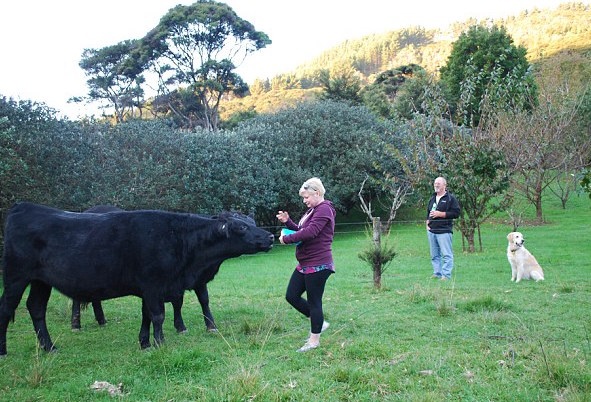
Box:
[0,195,589,401]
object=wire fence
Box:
[263,218,455,236]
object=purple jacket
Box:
[283,200,336,267]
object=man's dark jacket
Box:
[426,192,461,234]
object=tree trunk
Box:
[459,219,476,253]
[477,225,483,252]
[465,232,475,253]
[535,180,544,223]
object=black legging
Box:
[285,269,333,334]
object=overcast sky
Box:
[0,0,580,119]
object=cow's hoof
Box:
[40,343,56,352]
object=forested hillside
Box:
[220,2,591,120]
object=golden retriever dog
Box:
[506,232,545,282]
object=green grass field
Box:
[1,195,590,401]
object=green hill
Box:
[221,1,591,119]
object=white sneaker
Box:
[321,321,330,333]
[297,341,319,352]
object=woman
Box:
[277,177,336,352]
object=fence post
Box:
[372,217,381,249]
[372,217,381,288]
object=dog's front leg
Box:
[515,263,523,283]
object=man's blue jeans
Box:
[427,231,454,279]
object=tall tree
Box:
[439,24,537,127]
[389,78,512,252]
[78,40,145,123]
[137,0,270,130]
[442,134,511,252]
[489,80,591,222]
[361,64,427,120]
[317,66,363,104]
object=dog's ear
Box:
[507,233,513,241]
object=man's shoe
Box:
[321,321,330,332]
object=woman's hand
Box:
[276,210,289,223]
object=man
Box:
[426,177,461,280]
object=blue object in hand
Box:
[281,228,301,245]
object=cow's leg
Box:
[139,300,152,349]
[0,295,6,356]
[149,300,166,347]
[26,280,56,353]
[0,276,29,356]
[139,298,165,348]
[72,301,106,330]
[71,300,82,330]
[0,280,30,356]
[92,301,107,326]
[194,284,217,331]
[171,295,187,333]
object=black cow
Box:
[0,202,274,355]
[74,205,235,334]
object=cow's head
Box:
[214,212,274,254]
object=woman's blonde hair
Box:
[299,177,326,196]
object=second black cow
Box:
[0,202,274,356]
[74,205,240,333]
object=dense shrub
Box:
[0,98,394,229]
[236,100,395,224]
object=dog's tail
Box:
[531,271,545,282]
